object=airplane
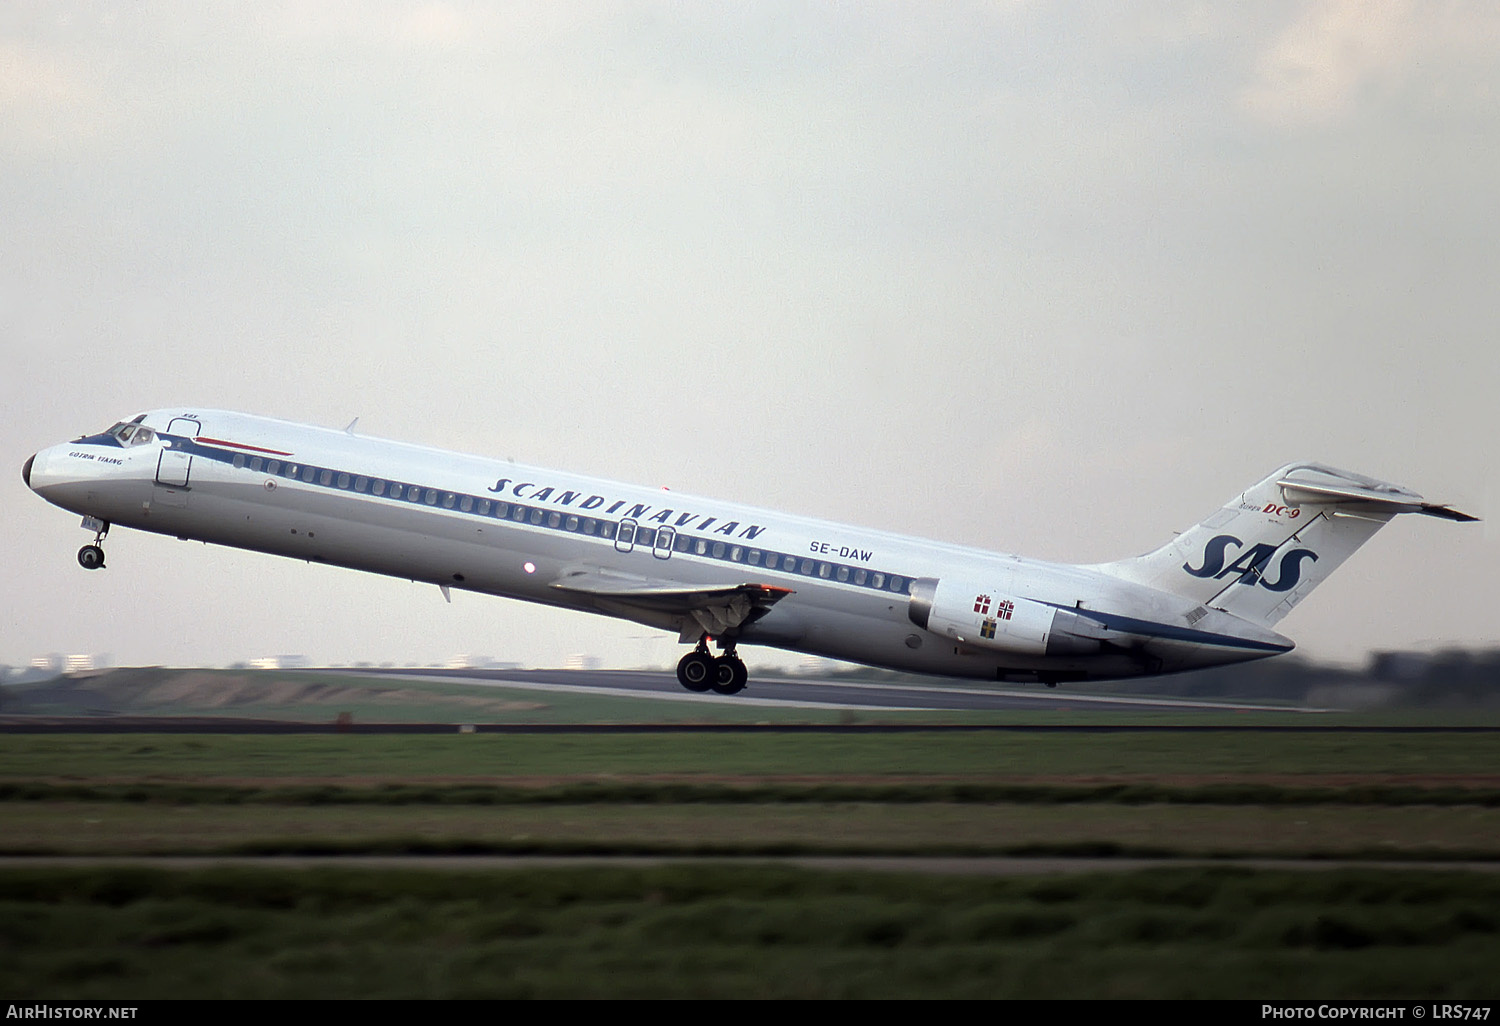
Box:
[23,409,1476,694]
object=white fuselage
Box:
[24,409,1295,684]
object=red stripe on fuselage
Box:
[197,436,294,456]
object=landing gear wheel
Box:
[77,545,105,570]
[676,651,714,692]
[710,655,748,695]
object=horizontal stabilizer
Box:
[1276,467,1478,521]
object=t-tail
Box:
[1094,462,1477,628]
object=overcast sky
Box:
[4,1,1497,673]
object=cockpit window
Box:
[106,422,158,447]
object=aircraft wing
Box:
[550,567,793,639]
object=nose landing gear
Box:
[77,518,109,570]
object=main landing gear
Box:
[77,520,109,571]
[676,637,749,696]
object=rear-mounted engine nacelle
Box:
[907,577,1102,657]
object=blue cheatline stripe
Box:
[70,433,124,448]
[164,434,914,599]
[1037,601,1292,653]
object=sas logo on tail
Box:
[1183,535,1318,592]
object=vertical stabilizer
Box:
[1092,463,1474,627]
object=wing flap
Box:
[550,567,793,638]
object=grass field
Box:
[3,731,1500,860]
[6,728,1500,780]
[5,800,1500,859]
[1,864,1496,999]
[2,722,1498,997]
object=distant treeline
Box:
[790,648,1500,709]
[1133,648,1500,708]
[1015,648,1500,709]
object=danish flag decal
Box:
[975,595,1015,619]
[1183,535,1319,592]
[975,593,1015,637]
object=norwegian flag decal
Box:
[996,599,1014,621]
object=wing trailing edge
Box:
[550,567,793,640]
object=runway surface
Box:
[6,666,1497,731]
[352,666,1328,714]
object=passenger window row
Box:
[222,449,908,595]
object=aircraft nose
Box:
[22,453,34,489]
